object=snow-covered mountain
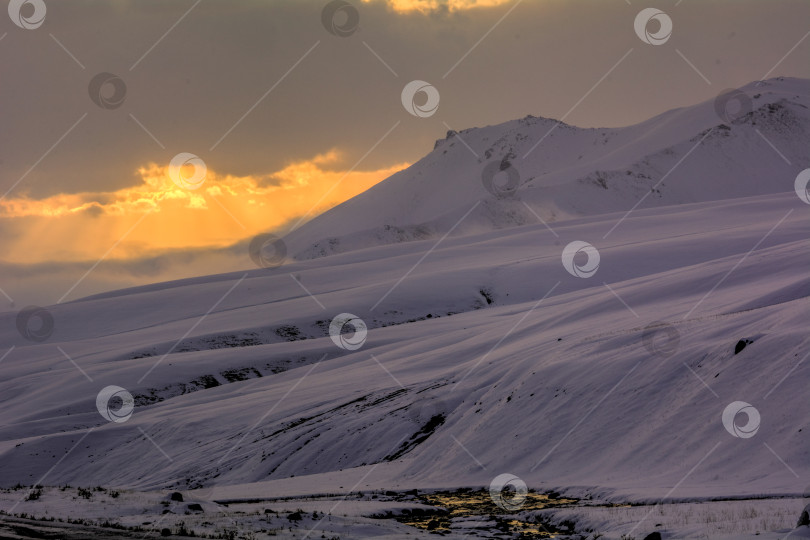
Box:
[0,77,808,538]
[287,77,809,259]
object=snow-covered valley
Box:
[0,77,809,539]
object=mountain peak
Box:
[286,78,810,261]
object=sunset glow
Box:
[0,151,408,265]
[364,0,511,13]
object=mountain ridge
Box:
[286,77,810,260]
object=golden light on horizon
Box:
[364,0,511,13]
[0,151,409,265]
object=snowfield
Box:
[0,77,809,539]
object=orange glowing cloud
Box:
[366,0,511,13]
[0,151,409,265]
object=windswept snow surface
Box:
[286,77,810,260]
[0,78,809,538]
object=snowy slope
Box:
[0,194,806,497]
[286,77,810,260]
[0,78,808,539]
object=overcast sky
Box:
[1,0,808,307]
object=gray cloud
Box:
[1,0,809,306]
